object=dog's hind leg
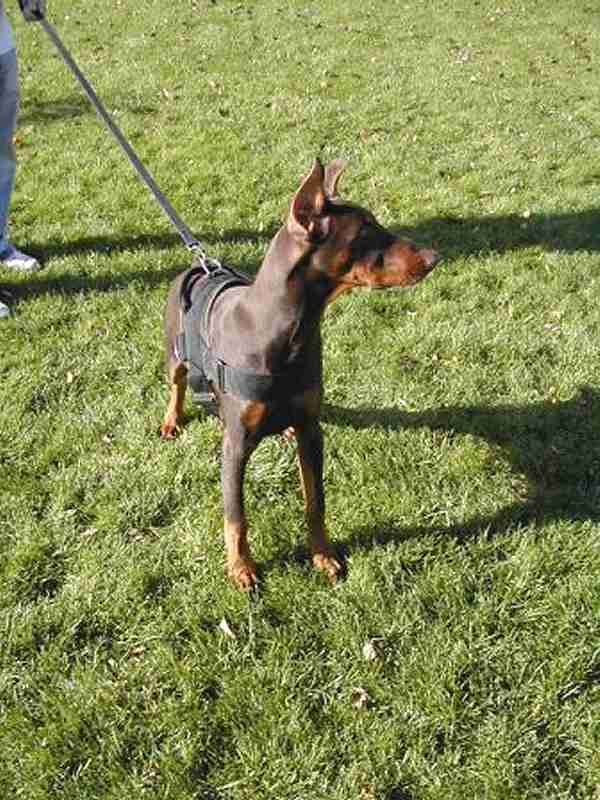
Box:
[160,360,188,440]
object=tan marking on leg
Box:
[224,518,257,591]
[297,433,341,583]
[160,362,188,439]
[241,401,268,434]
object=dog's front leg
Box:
[296,422,342,583]
[222,424,258,591]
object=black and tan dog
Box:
[160,159,440,590]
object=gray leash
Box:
[38,16,211,259]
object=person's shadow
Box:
[323,385,600,553]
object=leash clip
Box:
[190,243,223,276]
[201,256,224,275]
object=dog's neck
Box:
[246,226,331,363]
[256,224,334,302]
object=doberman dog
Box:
[160,159,440,590]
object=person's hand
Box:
[18,0,46,22]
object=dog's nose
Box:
[422,249,442,269]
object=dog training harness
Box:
[176,259,316,406]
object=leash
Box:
[37,15,213,261]
[30,12,299,407]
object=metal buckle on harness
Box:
[216,360,227,392]
[175,331,185,362]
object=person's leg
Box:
[0,47,18,250]
[0,47,39,273]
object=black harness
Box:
[176,260,316,406]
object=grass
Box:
[1,1,599,797]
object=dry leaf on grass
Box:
[351,686,372,710]
[218,617,236,639]
[362,640,381,661]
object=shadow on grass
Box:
[15,206,600,301]
[27,226,276,261]
[19,94,93,124]
[323,385,600,555]
[31,208,600,263]
[395,207,600,257]
[19,94,158,124]
[16,227,278,299]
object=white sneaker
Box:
[0,244,40,273]
[0,299,10,318]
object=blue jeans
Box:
[0,48,18,252]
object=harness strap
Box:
[176,264,316,405]
[203,351,309,403]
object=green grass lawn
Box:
[1,1,599,797]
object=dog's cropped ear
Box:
[323,159,347,199]
[289,159,329,242]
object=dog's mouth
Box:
[382,253,442,288]
[408,251,442,282]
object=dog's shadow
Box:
[319,385,600,557]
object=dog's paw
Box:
[159,421,180,440]
[312,550,343,584]
[228,557,259,592]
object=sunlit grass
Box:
[1,2,599,798]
